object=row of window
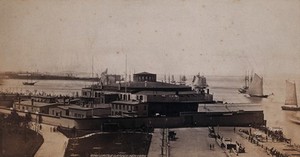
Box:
[136,76,155,81]
[51,110,63,117]
[74,113,85,118]
[119,94,144,101]
[119,94,131,101]
[112,104,139,111]
[16,105,39,112]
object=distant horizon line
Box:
[1,70,300,79]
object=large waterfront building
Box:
[81,72,214,117]
[8,72,266,128]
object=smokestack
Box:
[118,82,121,90]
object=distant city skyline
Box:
[1,0,300,77]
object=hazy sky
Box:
[0,0,300,76]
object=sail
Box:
[192,74,208,88]
[248,73,263,96]
[181,75,187,82]
[285,80,297,106]
[171,75,175,82]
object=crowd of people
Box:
[267,147,289,157]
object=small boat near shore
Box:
[22,72,37,86]
[281,80,300,111]
[22,81,37,86]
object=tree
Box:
[7,110,21,127]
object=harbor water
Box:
[0,76,299,143]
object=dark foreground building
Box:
[74,103,265,130]
[81,72,214,117]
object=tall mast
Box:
[125,53,127,93]
[92,57,94,78]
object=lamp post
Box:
[35,112,39,135]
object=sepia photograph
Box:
[0,0,300,156]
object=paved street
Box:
[148,128,226,157]
[34,124,68,157]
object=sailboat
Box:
[238,72,251,93]
[178,75,187,85]
[192,73,208,89]
[281,80,300,111]
[171,75,176,84]
[22,73,37,86]
[247,73,268,98]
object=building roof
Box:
[55,105,69,110]
[69,105,93,111]
[134,90,200,95]
[134,72,156,75]
[119,81,190,89]
[32,95,57,99]
[53,105,94,111]
[93,103,111,109]
[111,100,141,105]
[198,103,263,112]
[19,100,57,107]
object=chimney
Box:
[118,82,121,90]
[31,99,34,106]
[207,89,209,94]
